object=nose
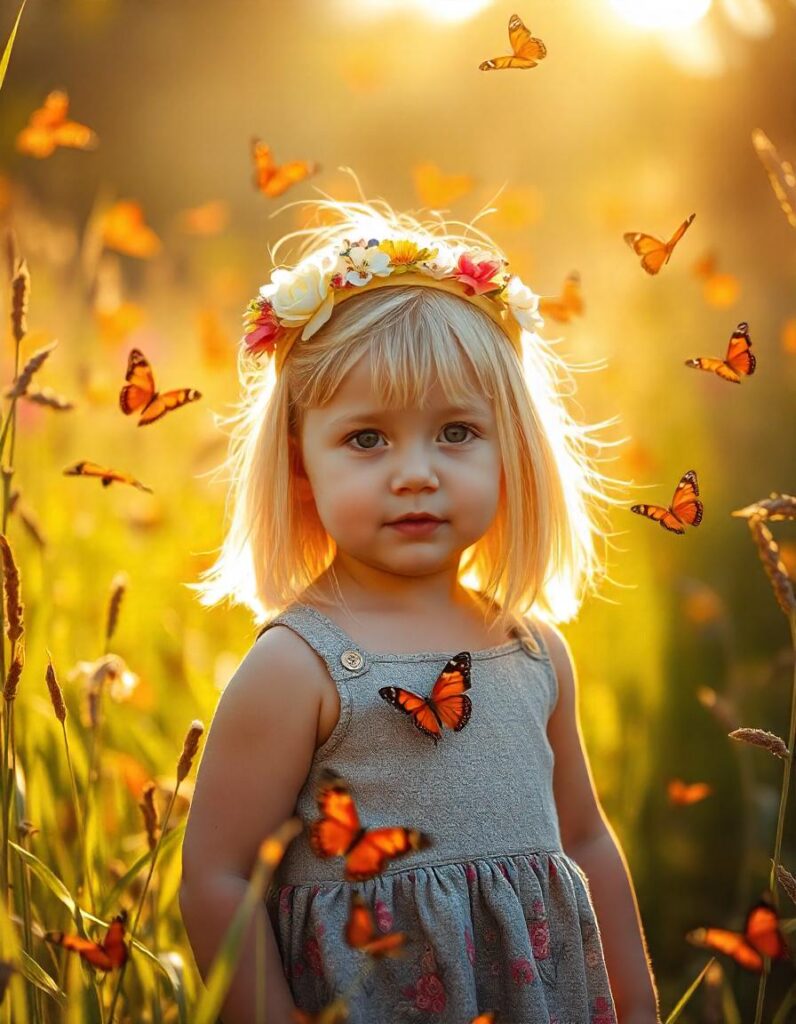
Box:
[389,441,440,493]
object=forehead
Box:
[322,351,489,414]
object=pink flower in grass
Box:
[454,253,504,295]
[510,955,535,985]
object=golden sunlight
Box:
[609,0,713,30]
[346,0,493,22]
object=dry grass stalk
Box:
[10,258,29,344]
[2,644,23,701]
[105,573,128,644]
[44,651,66,723]
[749,517,796,616]
[774,862,796,906]
[728,727,789,759]
[20,385,73,411]
[3,341,58,400]
[0,534,23,645]
[139,781,160,851]
[177,720,205,783]
[732,493,796,522]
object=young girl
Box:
[180,194,661,1024]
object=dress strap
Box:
[255,603,371,683]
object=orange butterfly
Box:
[44,910,129,971]
[667,778,713,806]
[379,652,472,743]
[119,349,202,426]
[102,201,162,259]
[412,162,473,209]
[686,897,790,973]
[479,14,547,71]
[15,90,98,159]
[538,272,584,323]
[251,139,318,198]
[631,470,703,535]
[624,213,695,275]
[685,322,756,384]
[63,461,153,494]
[345,892,407,958]
[310,769,432,881]
[291,999,349,1024]
[470,1015,497,1024]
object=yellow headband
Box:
[242,238,542,373]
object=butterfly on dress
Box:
[251,138,319,198]
[291,999,349,1024]
[119,349,202,426]
[309,769,432,881]
[630,470,703,535]
[379,652,472,744]
[538,271,583,323]
[685,322,756,384]
[685,896,790,972]
[345,892,407,959]
[44,910,129,971]
[479,14,547,71]
[624,213,695,275]
[63,460,153,493]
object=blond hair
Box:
[189,192,628,635]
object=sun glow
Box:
[609,0,713,30]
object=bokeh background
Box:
[0,0,794,1019]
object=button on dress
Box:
[258,601,617,1024]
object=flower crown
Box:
[241,235,543,372]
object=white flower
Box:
[343,244,391,286]
[260,254,336,341]
[502,274,543,331]
[416,242,458,279]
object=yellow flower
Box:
[378,239,438,273]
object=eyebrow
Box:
[328,405,490,429]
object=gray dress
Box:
[259,601,617,1024]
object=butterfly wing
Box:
[670,470,703,528]
[428,653,472,732]
[623,232,668,275]
[251,138,317,197]
[630,503,686,534]
[345,825,431,881]
[665,213,696,255]
[345,892,406,957]
[686,926,763,971]
[479,13,546,70]
[45,912,128,971]
[62,461,153,493]
[744,901,789,961]
[725,322,756,378]
[379,686,442,742]
[684,356,740,383]
[119,349,156,415]
[309,770,362,859]
[135,387,202,426]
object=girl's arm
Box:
[179,627,324,1024]
[539,623,661,1024]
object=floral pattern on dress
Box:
[591,995,617,1024]
[464,925,476,965]
[510,955,535,985]
[398,943,448,1015]
[374,898,393,934]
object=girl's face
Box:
[294,351,503,583]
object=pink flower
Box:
[510,955,535,985]
[242,299,283,356]
[420,944,438,974]
[465,863,477,883]
[591,995,616,1023]
[374,899,393,933]
[303,936,323,976]
[531,898,545,917]
[464,926,476,965]
[454,253,503,295]
[529,919,551,959]
[414,972,446,1012]
[278,885,294,915]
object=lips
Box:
[388,514,444,524]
